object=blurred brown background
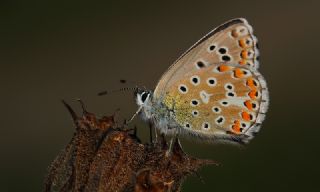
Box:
[1,0,319,191]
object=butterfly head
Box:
[134,88,153,106]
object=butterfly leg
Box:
[127,105,143,123]
[148,120,159,144]
[165,138,174,157]
[148,121,153,143]
[165,129,178,157]
[154,127,158,143]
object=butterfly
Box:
[134,18,269,144]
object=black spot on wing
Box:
[174,19,244,63]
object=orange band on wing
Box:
[239,39,246,48]
[239,59,246,65]
[244,100,253,110]
[248,90,258,99]
[234,68,244,78]
[246,78,257,89]
[232,120,241,134]
[241,50,248,59]
[241,112,251,121]
[218,65,232,72]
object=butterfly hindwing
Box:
[162,63,268,143]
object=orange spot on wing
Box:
[246,78,256,89]
[241,112,251,121]
[241,50,248,59]
[248,90,258,99]
[234,68,244,78]
[232,120,241,134]
[218,65,232,72]
[239,39,246,48]
[239,59,246,65]
[244,100,253,110]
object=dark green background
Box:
[1,0,319,191]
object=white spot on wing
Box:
[220,97,248,107]
[199,90,213,104]
[237,26,249,36]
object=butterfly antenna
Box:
[120,79,148,91]
[98,78,148,96]
[97,87,138,96]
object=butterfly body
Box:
[136,90,181,136]
[135,18,269,144]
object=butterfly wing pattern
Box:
[153,18,268,144]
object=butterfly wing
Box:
[154,18,259,98]
[153,18,268,143]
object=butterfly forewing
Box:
[154,18,259,99]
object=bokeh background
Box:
[1,0,320,191]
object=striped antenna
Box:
[97,87,138,96]
[97,79,145,96]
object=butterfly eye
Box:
[141,92,149,102]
